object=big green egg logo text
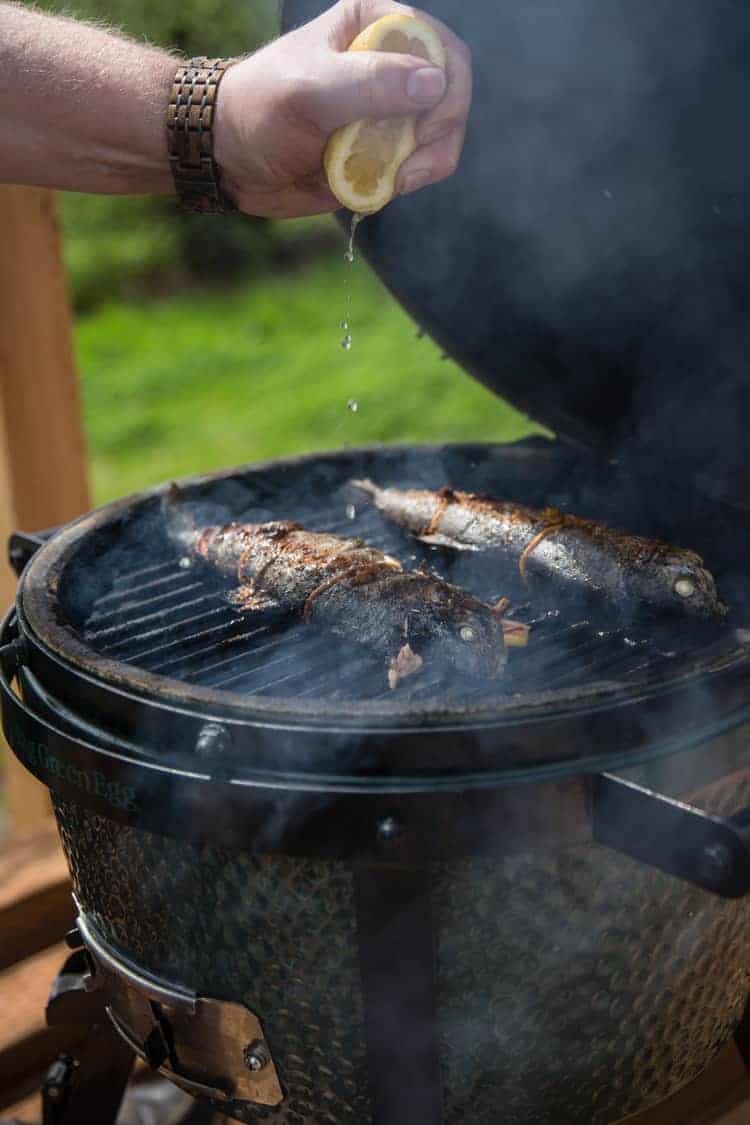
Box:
[10,725,138,813]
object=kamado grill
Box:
[7,0,750,1121]
[4,440,750,1125]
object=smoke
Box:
[53,439,747,775]
[41,447,750,1125]
[26,7,750,1118]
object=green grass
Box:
[78,245,543,503]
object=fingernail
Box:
[406,67,446,105]
[400,169,432,195]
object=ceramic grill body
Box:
[5,444,750,1123]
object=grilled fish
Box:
[187,518,508,686]
[352,479,728,622]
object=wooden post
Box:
[0,185,90,835]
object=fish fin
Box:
[417,532,479,551]
[166,481,185,505]
[162,482,199,548]
[226,585,279,613]
[387,643,424,690]
[350,478,379,499]
[501,619,530,648]
[489,597,530,647]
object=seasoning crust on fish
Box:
[352,479,728,622]
[189,517,508,685]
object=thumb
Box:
[312,50,446,132]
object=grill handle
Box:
[8,528,59,577]
[593,772,750,899]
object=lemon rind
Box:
[349,14,446,66]
[324,15,446,214]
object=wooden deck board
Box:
[0,942,84,1111]
[619,1043,750,1124]
[0,822,72,972]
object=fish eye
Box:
[460,625,477,643]
[675,577,696,598]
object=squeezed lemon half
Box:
[324,14,447,214]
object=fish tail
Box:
[162,482,200,549]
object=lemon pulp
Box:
[324,16,446,214]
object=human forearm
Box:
[0,1,175,194]
[0,0,472,217]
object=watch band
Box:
[166,57,237,214]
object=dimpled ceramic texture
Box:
[54,771,750,1124]
[55,802,371,1123]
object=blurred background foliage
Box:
[23,0,537,502]
[42,0,279,52]
[37,0,308,310]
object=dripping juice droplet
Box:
[344,212,362,263]
[341,212,364,349]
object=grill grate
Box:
[79,501,693,704]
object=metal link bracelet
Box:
[166,57,238,214]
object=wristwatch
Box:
[166,57,237,214]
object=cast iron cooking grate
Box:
[78,499,696,704]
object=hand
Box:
[214,0,472,218]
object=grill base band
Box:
[67,909,284,1111]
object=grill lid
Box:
[282,0,750,504]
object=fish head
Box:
[406,579,507,679]
[442,607,508,678]
[627,549,728,621]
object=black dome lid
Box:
[283,0,750,502]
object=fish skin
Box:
[196,520,395,609]
[191,519,507,682]
[351,479,728,623]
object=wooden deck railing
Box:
[0,184,89,836]
[0,185,88,1121]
